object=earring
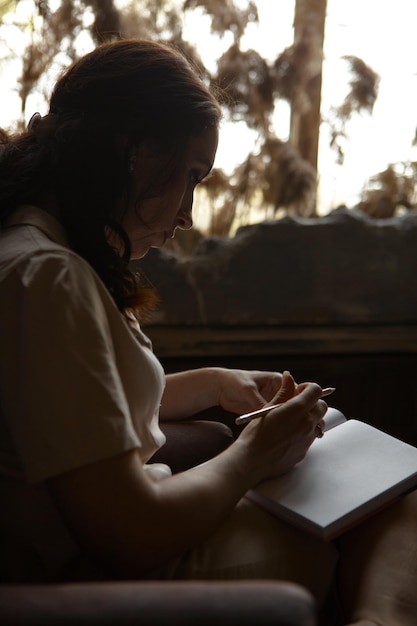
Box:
[128,151,137,173]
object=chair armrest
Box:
[0,580,316,626]
[151,419,234,472]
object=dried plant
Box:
[232,137,317,218]
[18,1,84,121]
[356,163,417,218]
[183,0,258,43]
[83,0,121,41]
[117,0,184,42]
[272,22,324,116]
[216,44,274,131]
[327,55,380,165]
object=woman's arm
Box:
[49,376,326,580]
[160,367,284,421]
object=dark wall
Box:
[156,350,417,445]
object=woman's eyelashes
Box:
[190,170,203,186]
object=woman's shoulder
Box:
[0,205,102,292]
[0,205,126,336]
[1,204,72,256]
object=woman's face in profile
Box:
[121,127,218,259]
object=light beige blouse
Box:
[0,205,166,581]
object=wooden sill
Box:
[143,324,417,359]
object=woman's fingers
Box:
[269,370,296,404]
[315,419,325,439]
[240,382,329,481]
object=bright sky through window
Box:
[1,0,417,216]
[184,0,417,214]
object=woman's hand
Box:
[216,368,283,415]
[236,371,327,483]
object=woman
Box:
[0,39,416,625]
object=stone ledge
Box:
[136,207,417,327]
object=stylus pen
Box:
[235,387,336,426]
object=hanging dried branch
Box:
[83,0,121,42]
[19,1,84,116]
[272,21,324,116]
[343,55,379,115]
[14,0,189,120]
[183,0,258,42]
[117,0,184,42]
[229,137,317,218]
[356,163,417,218]
[327,55,380,164]
[260,138,317,216]
[215,44,274,131]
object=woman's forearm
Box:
[160,367,286,421]
[160,368,224,420]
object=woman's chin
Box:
[130,243,163,260]
[130,251,147,260]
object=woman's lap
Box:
[153,497,338,607]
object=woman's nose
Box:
[176,206,193,230]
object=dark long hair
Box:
[0,39,222,318]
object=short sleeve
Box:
[1,250,142,482]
